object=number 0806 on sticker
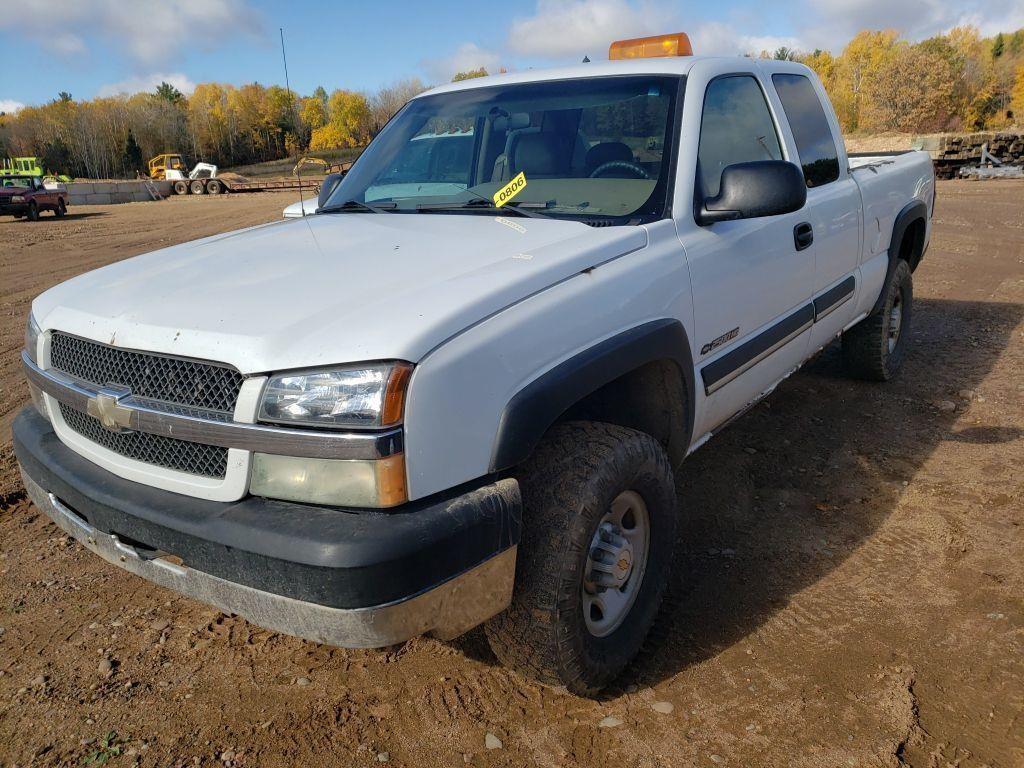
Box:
[493,172,528,208]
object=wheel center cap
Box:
[587,522,636,591]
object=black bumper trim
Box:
[13,408,521,610]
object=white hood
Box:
[34,212,646,373]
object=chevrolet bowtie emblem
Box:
[86,387,135,432]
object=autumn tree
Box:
[452,68,488,82]
[1011,65,1024,124]
[832,30,899,131]
[861,43,956,132]
[368,78,428,132]
[310,90,371,149]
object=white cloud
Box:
[507,0,678,59]
[691,22,804,56]
[799,0,1024,51]
[97,73,197,99]
[0,99,26,114]
[423,43,503,83]
[0,0,262,66]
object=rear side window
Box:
[772,74,840,187]
[697,76,783,198]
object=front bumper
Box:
[14,408,521,647]
[0,202,28,215]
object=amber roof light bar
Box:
[608,33,693,60]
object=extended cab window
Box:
[771,74,840,187]
[329,75,682,223]
[697,75,782,198]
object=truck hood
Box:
[0,185,31,197]
[34,213,646,373]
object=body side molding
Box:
[700,304,814,395]
[813,275,856,321]
[489,319,695,472]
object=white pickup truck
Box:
[16,40,934,695]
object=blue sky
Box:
[2,0,1020,112]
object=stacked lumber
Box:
[914,131,1024,178]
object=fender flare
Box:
[872,199,927,314]
[489,319,695,472]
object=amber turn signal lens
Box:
[381,362,413,427]
[609,32,693,60]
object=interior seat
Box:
[510,133,570,178]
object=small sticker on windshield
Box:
[493,172,527,208]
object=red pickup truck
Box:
[0,175,68,220]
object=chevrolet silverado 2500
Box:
[15,42,933,694]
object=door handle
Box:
[794,222,813,251]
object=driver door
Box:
[680,70,815,435]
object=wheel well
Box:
[560,359,689,467]
[899,217,926,272]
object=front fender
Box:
[489,319,694,471]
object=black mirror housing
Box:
[318,172,345,210]
[698,160,807,225]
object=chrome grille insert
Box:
[59,403,229,479]
[49,332,243,415]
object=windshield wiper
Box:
[416,197,554,219]
[318,199,397,214]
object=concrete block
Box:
[86,193,112,205]
[90,182,115,194]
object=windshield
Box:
[326,75,682,223]
[1,177,34,188]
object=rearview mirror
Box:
[318,172,345,209]
[698,160,806,225]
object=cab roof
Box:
[419,56,808,99]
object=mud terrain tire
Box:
[842,259,912,381]
[485,421,677,695]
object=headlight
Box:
[25,312,41,363]
[11,195,26,202]
[259,362,412,429]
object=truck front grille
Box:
[49,332,243,415]
[59,403,229,479]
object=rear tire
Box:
[190,179,206,195]
[27,201,39,221]
[206,179,223,195]
[55,199,67,217]
[173,180,189,195]
[842,259,912,381]
[485,421,677,695]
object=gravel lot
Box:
[0,184,1021,767]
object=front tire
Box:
[55,199,67,217]
[842,259,912,381]
[27,201,39,221]
[485,421,677,695]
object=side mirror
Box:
[318,172,345,209]
[698,160,806,225]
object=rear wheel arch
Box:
[872,200,927,314]
[489,319,695,472]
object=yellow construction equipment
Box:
[147,154,188,181]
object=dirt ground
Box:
[0,185,1021,767]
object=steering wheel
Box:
[589,161,650,179]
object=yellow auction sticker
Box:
[493,172,527,208]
